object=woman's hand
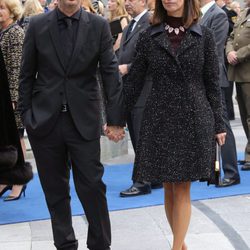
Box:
[215,132,226,146]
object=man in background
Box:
[200,0,241,187]
[226,0,250,171]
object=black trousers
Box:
[236,82,250,162]
[28,112,111,250]
[221,88,240,180]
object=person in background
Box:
[91,0,105,16]
[48,0,58,10]
[81,0,96,13]
[107,0,129,53]
[39,0,49,12]
[226,0,250,171]
[230,1,241,16]
[0,47,33,198]
[200,0,240,187]
[19,0,44,31]
[123,0,226,248]
[119,0,161,197]
[0,0,28,201]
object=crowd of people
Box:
[0,0,249,249]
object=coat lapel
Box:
[151,24,175,57]
[48,10,67,71]
[67,10,90,74]
[176,30,200,57]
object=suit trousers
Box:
[127,107,150,187]
[236,82,250,161]
[221,88,239,180]
[28,112,111,250]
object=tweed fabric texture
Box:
[0,23,25,129]
[124,24,226,183]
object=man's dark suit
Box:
[119,11,150,147]
[19,8,124,250]
[200,4,240,184]
[118,11,153,195]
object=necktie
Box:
[126,19,136,39]
[64,17,74,65]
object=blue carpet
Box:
[0,156,250,225]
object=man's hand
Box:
[227,51,238,65]
[104,126,125,143]
[119,64,128,76]
[216,132,226,146]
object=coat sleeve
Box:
[210,12,229,64]
[6,28,24,103]
[123,31,150,112]
[98,19,125,126]
[19,17,38,115]
[203,29,226,134]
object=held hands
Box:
[227,51,238,65]
[119,64,128,76]
[216,132,226,146]
[104,125,125,143]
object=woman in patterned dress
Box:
[123,0,226,248]
[0,0,27,201]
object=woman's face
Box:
[0,1,11,27]
[161,0,184,17]
[107,0,118,11]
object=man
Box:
[39,0,49,12]
[226,0,250,171]
[19,0,125,249]
[200,0,240,187]
[216,0,238,121]
[118,0,161,197]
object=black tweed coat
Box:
[124,23,226,183]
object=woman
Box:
[107,0,129,53]
[0,0,28,201]
[123,0,226,249]
[0,47,33,199]
[19,0,43,32]
[81,0,96,13]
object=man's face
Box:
[125,0,145,17]
[245,0,250,8]
[58,0,81,8]
[39,0,47,6]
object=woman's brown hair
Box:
[152,0,201,28]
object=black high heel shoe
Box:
[0,185,12,197]
[4,185,27,202]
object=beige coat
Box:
[226,8,250,82]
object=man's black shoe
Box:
[120,184,151,197]
[151,182,163,189]
[237,160,246,165]
[241,162,250,171]
[216,178,240,188]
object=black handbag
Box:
[0,145,18,170]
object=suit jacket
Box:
[118,11,151,108]
[19,9,125,140]
[226,8,250,82]
[200,3,229,87]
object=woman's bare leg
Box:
[172,182,191,250]
[164,183,188,250]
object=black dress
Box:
[124,21,225,184]
[0,48,33,185]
